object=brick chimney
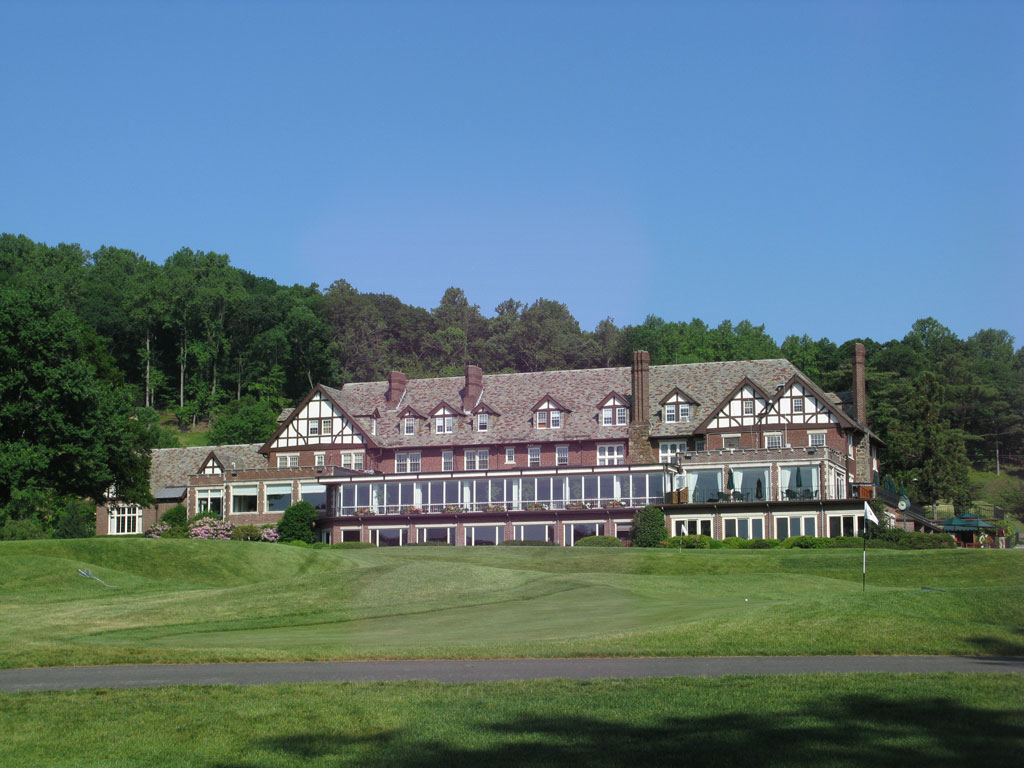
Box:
[386,371,406,408]
[852,342,867,426]
[630,350,650,424]
[628,350,655,463]
[462,364,483,411]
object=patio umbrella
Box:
[899,481,907,496]
[938,513,1000,532]
[795,467,803,488]
[756,478,763,500]
[727,469,735,491]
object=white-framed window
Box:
[477,413,489,432]
[743,400,754,416]
[659,441,685,462]
[765,433,783,449]
[723,435,740,449]
[341,452,364,471]
[528,445,541,467]
[617,406,628,424]
[809,432,826,448]
[664,404,677,423]
[678,404,689,422]
[403,417,415,435]
[265,482,292,513]
[597,443,625,466]
[309,419,320,437]
[435,415,453,433]
[465,524,505,546]
[505,447,515,464]
[371,418,377,435]
[536,410,548,428]
[847,433,854,457]
[314,453,325,467]
[792,397,804,414]
[395,452,421,473]
[775,515,817,539]
[694,438,705,452]
[277,454,299,468]
[550,410,562,428]
[555,445,569,466]
[196,489,222,517]
[442,450,454,472]
[109,504,141,535]
[465,449,489,471]
[722,516,765,540]
[230,485,259,515]
[322,418,333,435]
[602,407,614,426]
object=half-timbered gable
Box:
[658,387,698,424]
[596,392,629,426]
[531,396,569,429]
[428,402,462,434]
[262,387,369,452]
[199,452,223,475]
[699,378,774,431]
[759,376,849,428]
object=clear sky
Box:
[2,1,1021,346]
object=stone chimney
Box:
[851,342,872,484]
[628,350,656,464]
[462,364,483,411]
[852,342,867,427]
[630,350,650,424]
[386,371,407,408]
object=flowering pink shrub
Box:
[260,527,280,542]
[187,517,234,540]
[146,523,171,539]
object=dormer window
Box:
[404,417,415,435]
[477,413,489,432]
[532,396,568,430]
[660,388,696,424]
[436,415,453,433]
[602,407,628,426]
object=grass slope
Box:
[2,675,1022,767]
[1,539,1022,668]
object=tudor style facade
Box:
[101,345,891,544]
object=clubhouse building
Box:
[100,345,894,544]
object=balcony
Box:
[329,496,664,518]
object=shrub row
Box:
[574,535,623,547]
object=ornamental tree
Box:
[277,501,318,544]
[632,506,668,547]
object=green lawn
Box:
[1,539,1022,668]
[2,675,1022,767]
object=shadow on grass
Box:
[968,629,1024,656]
[215,691,1023,768]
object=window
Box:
[321,418,332,435]
[514,524,553,542]
[659,442,684,462]
[743,400,754,416]
[417,526,455,544]
[556,445,569,466]
[694,438,705,452]
[196,489,222,517]
[309,419,320,437]
[809,432,826,448]
[550,410,561,428]
[477,413,489,432]
[465,449,489,470]
[792,397,804,414]
[765,433,783,449]
[341,452,364,470]
[723,517,765,540]
[723,436,740,449]
[266,483,292,513]
[565,522,600,546]
[110,505,141,534]
[664,404,676,423]
[597,444,625,466]
[231,486,258,514]
[528,445,541,467]
[505,447,515,464]
[536,411,548,428]
[435,415,453,433]
[371,418,377,435]
[314,453,325,467]
[678,404,689,422]
[395,452,421,473]
[603,407,614,426]
[465,525,505,546]
[404,417,415,435]
[277,455,299,468]
[442,451,454,472]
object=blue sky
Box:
[2,1,1021,346]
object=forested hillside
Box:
[2,233,1022,527]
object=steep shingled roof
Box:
[148,444,267,494]
[311,358,856,449]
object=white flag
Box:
[863,501,879,524]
